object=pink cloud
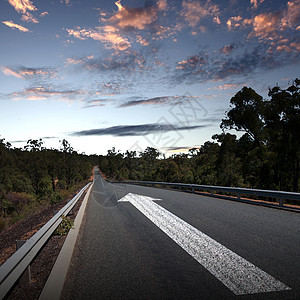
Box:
[251,12,281,40]
[213,84,238,90]
[21,12,39,23]
[157,0,167,11]
[2,66,57,79]
[7,0,37,14]
[2,21,30,32]
[226,16,243,31]
[9,86,86,104]
[2,66,23,78]
[180,0,220,27]
[66,25,131,51]
[250,0,264,9]
[136,34,149,46]
[109,0,158,30]
[40,12,48,17]
[282,0,300,28]
[226,0,299,54]
[176,55,206,70]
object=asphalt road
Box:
[62,170,300,299]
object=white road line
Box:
[118,193,290,295]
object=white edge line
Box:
[38,182,94,300]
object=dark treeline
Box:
[100,79,300,193]
[0,138,97,230]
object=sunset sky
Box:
[1,0,299,156]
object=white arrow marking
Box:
[118,193,290,295]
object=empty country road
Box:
[62,170,300,299]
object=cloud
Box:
[157,0,167,11]
[250,0,264,9]
[212,84,238,90]
[100,81,123,95]
[109,0,159,30]
[250,12,282,40]
[2,21,30,32]
[176,55,207,70]
[220,44,235,55]
[65,51,146,73]
[83,99,108,109]
[2,66,57,79]
[226,16,246,31]
[2,66,23,78]
[66,25,131,51]
[65,57,84,65]
[7,0,41,24]
[136,34,149,46]
[180,0,220,27]
[40,12,48,17]
[3,83,114,105]
[6,86,85,102]
[173,42,299,84]
[283,0,300,28]
[227,1,300,50]
[8,0,37,14]
[247,1,300,53]
[119,95,201,108]
[21,12,38,23]
[72,123,205,137]
[65,0,173,52]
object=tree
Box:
[192,141,219,185]
[24,139,44,152]
[213,133,243,187]
[221,87,264,144]
[140,147,160,161]
[60,139,73,154]
[264,79,300,191]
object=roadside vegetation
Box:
[0,139,97,231]
[1,79,299,231]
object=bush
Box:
[5,192,33,216]
[37,176,53,200]
[55,215,74,235]
[50,192,63,205]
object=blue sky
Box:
[0,0,299,155]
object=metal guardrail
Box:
[116,180,300,209]
[0,182,92,299]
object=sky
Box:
[0,0,299,156]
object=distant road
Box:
[63,170,300,299]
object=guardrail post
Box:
[15,240,31,284]
[278,198,284,207]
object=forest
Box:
[100,79,300,193]
[1,79,299,230]
[0,138,97,230]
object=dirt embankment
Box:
[0,187,87,299]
